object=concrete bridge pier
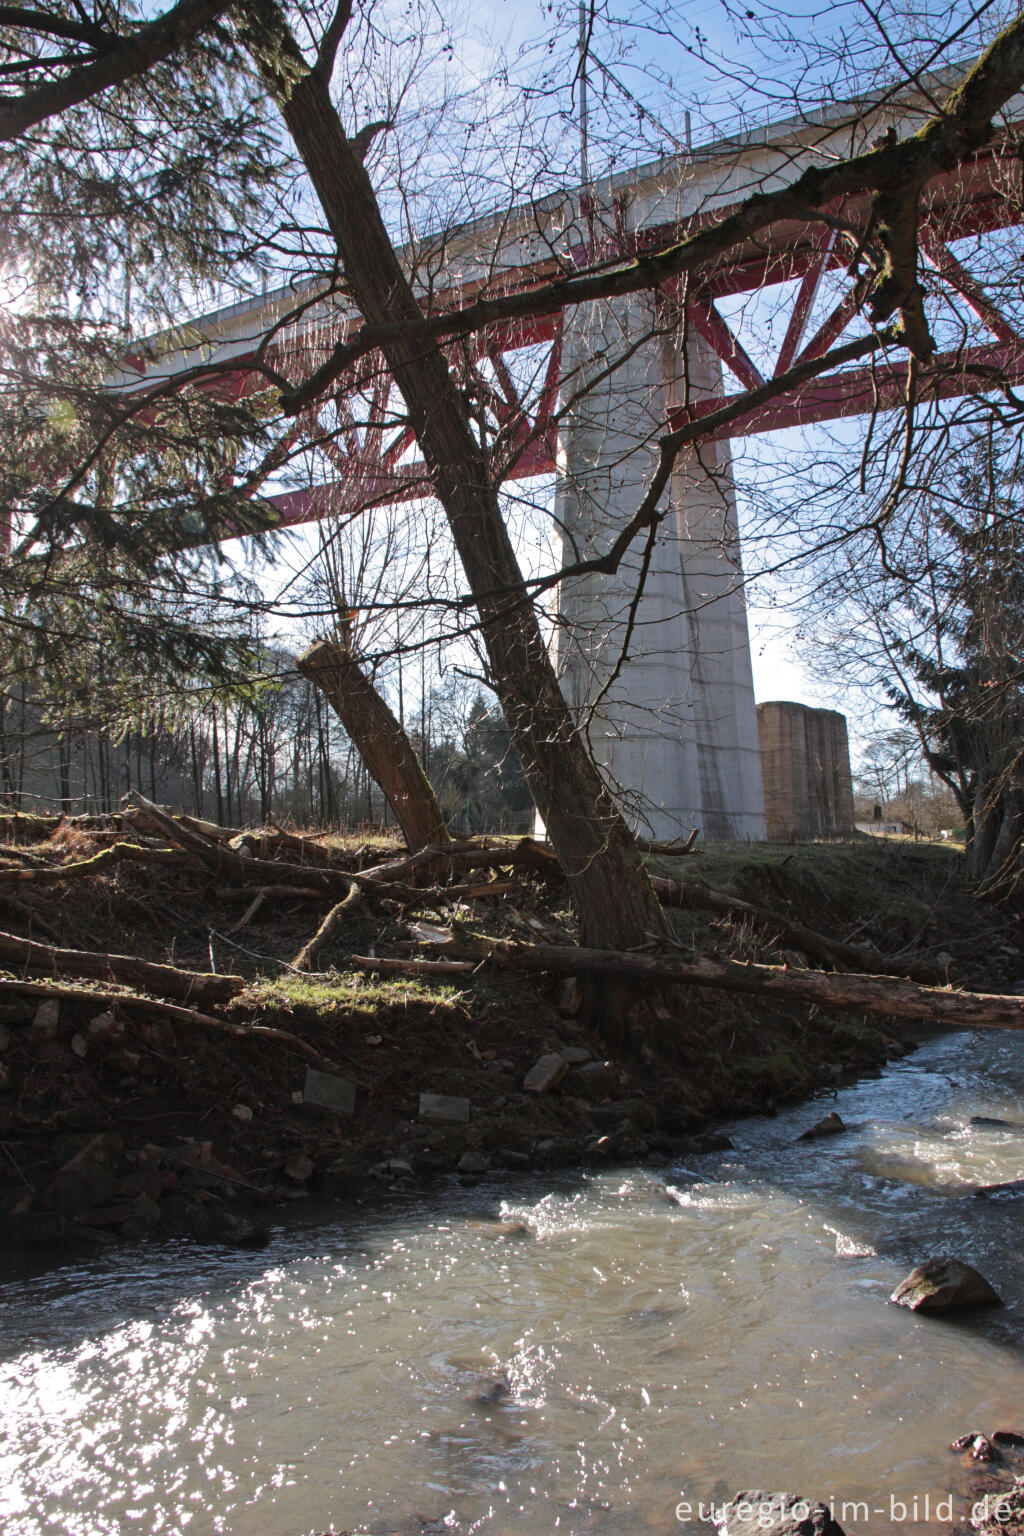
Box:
[551,289,766,842]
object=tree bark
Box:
[236,0,667,954]
[969,783,1024,894]
[297,638,450,851]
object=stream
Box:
[3,1027,1024,1536]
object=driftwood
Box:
[0,976,322,1058]
[350,941,1024,1031]
[0,928,242,1004]
[292,881,363,971]
[636,828,700,855]
[216,884,331,902]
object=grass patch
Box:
[243,969,463,1016]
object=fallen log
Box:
[0,812,64,841]
[649,875,940,982]
[129,804,337,868]
[0,842,185,885]
[351,954,476,977]
[131,794,360,896]
[228,892,266,934]
[0,845,49,865]
[0,811,132,841]
[0,929,242,1004]
[129,802,550,906]
[636,828,700,855]
[350,943,1024,1031]
[356,837,559,886]
[437,880,523,901]
[128,803,240,842]
[260,817,337,865]
[0,976,322,1058]
[353,840,934,979]
[121,803,935,983]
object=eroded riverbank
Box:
[2,838,1016,1255]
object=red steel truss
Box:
[187,140,1024,530]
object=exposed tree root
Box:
[292,881,363,971]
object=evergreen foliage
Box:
[885,434,1024,889]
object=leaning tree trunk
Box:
[969,779,1024,895]
[297,638,450,852]
[239,0,667,954]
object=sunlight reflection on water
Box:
[3,1030,1024,1536]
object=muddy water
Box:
[4,1029,1024,1536]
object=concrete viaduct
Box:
[114,76,1024,842]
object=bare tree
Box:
[4,0,1024,986]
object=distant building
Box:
[757,701,856,841]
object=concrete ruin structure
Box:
[756,700,856,841]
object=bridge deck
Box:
[111,75,1024,531]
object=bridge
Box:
[115,74,1024,842]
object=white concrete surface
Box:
[552,242,766,841]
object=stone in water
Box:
[891,1256,1002,1312]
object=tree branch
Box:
[279,11,1024,415]
[530,326,898,595]
[313,0,351,82]
[0,0,231,141]
[0,6,119,48]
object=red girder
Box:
[919,225,1020,344]
[128,140,1024,530]
[672,339,1024,439]
[686,291,766,391]
[773,222,838,377]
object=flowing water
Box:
[4,1028,1024,1536]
